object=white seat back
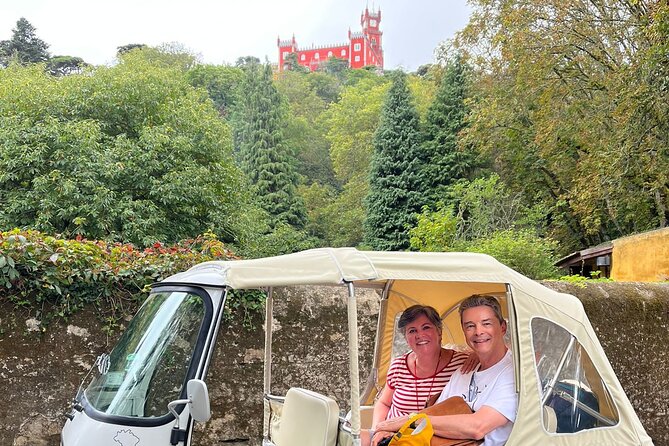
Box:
[274,387,339,446]
[543,405,558,433]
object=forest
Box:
[1,0,668,281]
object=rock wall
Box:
[0,282,667,446]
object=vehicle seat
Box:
[274,387,339,446]
[542,405,558,433]
[547,380,599,433]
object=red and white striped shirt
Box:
[385,349,468,419]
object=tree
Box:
[275,70,336,187]
[456,0,667,253]
[0,18,49,67]
[46,56,88,76]
[117,43,147,55]
[117,42,200,71]
[186,64,244,117]
[320,56,349,79]
[423,55,478,202]
[364,71,427,250]
[235,56,261,68]
[235,63,307,229]
[282,52,309,73]
[0,58,251,247]
[321,76,389,184]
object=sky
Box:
[0,0,472,71]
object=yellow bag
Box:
[388,413,434,446]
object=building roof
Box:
[555,242,613,269]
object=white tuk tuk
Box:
[61,248,653,446]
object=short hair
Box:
[398,305,442,333]
[459,294,505,324]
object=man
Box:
[374,295,517,446]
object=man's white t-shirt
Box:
[435,349,517,446]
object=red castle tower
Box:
[277,7,384,72]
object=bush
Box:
[0,229,237,331]
[462,229,560,280]
[409,204,458,252]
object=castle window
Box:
[314,53,320,60]
[354,43,361,51]
[301,54,306,61]
[354,55,360,62]
[341,49,346,56]
[328,51,333,58]
[283,51,289,59]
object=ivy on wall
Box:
[0,229,238,332]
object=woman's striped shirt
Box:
[385,349,468,419]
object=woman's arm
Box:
[371,385,394,430]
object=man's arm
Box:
[431,406,510,440]
[374,406,509,440]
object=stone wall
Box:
[0,282,667,446]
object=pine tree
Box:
[423,56,477,201]
[237,63,307,229]
[364,71,427,250]
[0,18,50,67]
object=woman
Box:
[367,305,477,446]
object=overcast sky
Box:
[0,0,471,71]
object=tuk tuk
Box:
[60,248,653,446]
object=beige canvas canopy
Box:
[167,248,653,445]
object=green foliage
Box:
[0,229,237,331]
[408,176,558,279]
[321,76,390,184]
[552,272,613,288]
[463,229,560,280]
[186,64,244,117]
[451,175,547,240]
[0,58,249,247]
[117,43,147,55]
[242,223,318,258]
[408,208,560,279]
[409,204,458,252]
[225,289,267,328]
[320,57,349,79]
[46,56,88,76]
[365,72,428,250]
[0,18,49,67]
[423,55,479,201]
[457,0,669,252]
[282,52,309,74]
[276,70,336,186]
[300,178,367,247]
[117,42,201,71]
[235,63,307,229]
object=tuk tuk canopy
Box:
[165,248,653,445]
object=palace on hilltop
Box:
[277,7,384,72]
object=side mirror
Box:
[167,379,211,426]
[187,379,211,423]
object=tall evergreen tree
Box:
[423,56,478,201]
[236,63,307,229]
[364,71,427,250]
[0,18,50,67]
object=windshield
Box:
[82,290,207,418]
